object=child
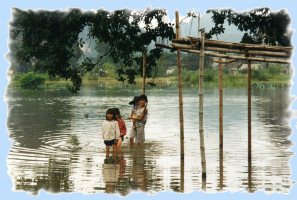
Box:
[128,96,140,145]
[127,95,148,146]
[102,108,120,156]
[113,108,127,150]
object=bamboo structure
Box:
[219,58,224,191]
[176,10,185,161]
[171,43,289,58]
[219,58,223,150]
[156,43,291,64]
[199,31,206,179]
[248,59,252,165]
[174,37,292,53]
[142,52,146,95]
[155,19,293,192]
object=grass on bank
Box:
[8,66,292,90]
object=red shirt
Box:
[117,118,127,135]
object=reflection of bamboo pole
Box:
[176,10,185,161]
[180,156,184,192]
[219,58,223,191]
[142,52,146,95]
[199,30,206,180]
[248,152,252,192]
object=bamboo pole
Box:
[199,30,206,179]
[176,10,185,161]
[198,10,201,38]
[219,58,223,191]
[142,52,146,95]
[248,59,252,177]
[181,49,291,64]
[186,37,293,52]
[155,43,291,64]
[172,43,195,49]
[172,43,290,58]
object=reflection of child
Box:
[113,108,127,150]
[102,109,120,156]
[102,152,126,193]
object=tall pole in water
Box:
[247,58,252,192]
[199,30,207,180]
[175,10,185,192]
[142,52,146,95]
[219,57,223,190]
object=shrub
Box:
[19,72,46,89]
[204,69,216,82]
[252,69,269,81]
[189,71,199,84]
[268,65,282,75]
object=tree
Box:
[205,8,292,47]
[9,8,175,93]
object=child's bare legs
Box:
[113,142,117,152]
[105,145,110,157]
[117,137,123,150]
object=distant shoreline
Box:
[8,75,292,90]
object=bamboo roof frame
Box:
[156,36,293,64]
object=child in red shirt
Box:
[113,108,127,150]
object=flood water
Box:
[5,86,295,195]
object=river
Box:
[5,86,294,195]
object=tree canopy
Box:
[9,8,175,92]
[205,8,292,47]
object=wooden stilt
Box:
[176,10,185,192]
[175,10,185,160]
[219,58,223,191]
[199,30,206,179]
[142,52,146,95]
[248,59,252,192]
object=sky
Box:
[1,0,297,200]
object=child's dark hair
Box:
[112,108,121,118]
[106,108,117,120]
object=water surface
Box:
[5,87,294,195]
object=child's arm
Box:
[127,108,147,120]
[102,121,106,140]
[115,121,120,139]
[122,120,127,135]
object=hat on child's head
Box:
[138,94,148,103]
[129,96,140,105]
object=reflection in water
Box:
[5,87,294,195]
[248,156,252,193]
[180,157,184,193]
[219,146,223,191]
[102,153,124,193]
